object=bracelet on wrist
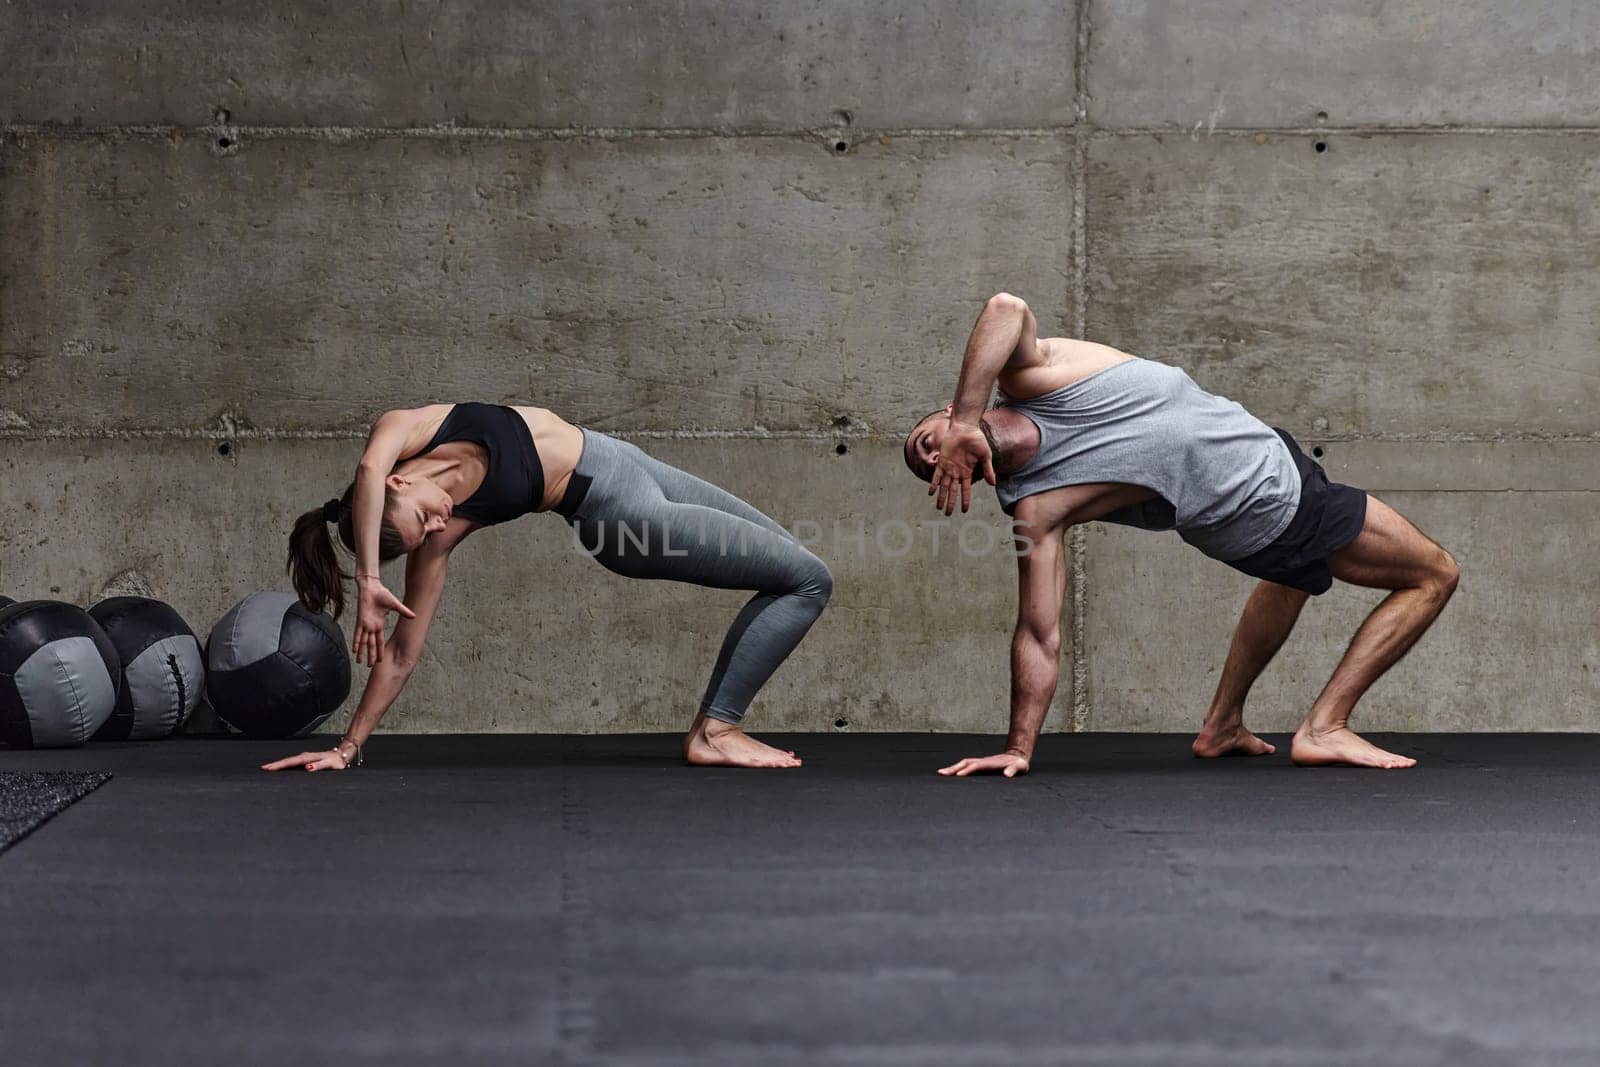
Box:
[337,738,364,767]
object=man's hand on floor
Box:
[938,752,1030,778]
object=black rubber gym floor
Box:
[2,734,1598,1066]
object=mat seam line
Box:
[558,742,598,1067]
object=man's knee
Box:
[1427,548,1460,602]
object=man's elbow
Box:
[1014,624,1061,659]
[986,292,1028,317]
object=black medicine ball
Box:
[0,601,121,749]
[205,593,352,739]
[88,596,205,741]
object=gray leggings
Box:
[560,430,832,724]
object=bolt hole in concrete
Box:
[217,137,233,149]
[835,443,848,455]
[833,140,849,154]
[1316,110,1328,123]
[1314,140,1328,154]
[834,718,849,730]
[1312,446,1325,458]
[216,441,233,457]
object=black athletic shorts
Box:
[1224,429,1368,596]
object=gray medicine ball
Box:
[88,597,205,741]
[0,601,121,749]
[205,593,351,739]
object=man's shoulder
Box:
[999,340,1138,402]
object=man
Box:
[904,293,1459,773]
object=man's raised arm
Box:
[951,292,1041,424]
[931,293,1042,515]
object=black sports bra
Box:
[419,403,545,527]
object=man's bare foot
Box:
[1191,721,1276,758]
[1291,726,1416,769]
[684,717,801,769]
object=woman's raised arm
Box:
[351,409,441,665]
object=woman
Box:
[264,403,831,772]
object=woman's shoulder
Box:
[378,403,458,459]
[378,402,457,427]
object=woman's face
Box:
[385,473,454,551]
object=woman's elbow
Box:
[386,644,423,675]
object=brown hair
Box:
[902,407,948,483]
[286,484,407,618]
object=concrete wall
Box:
[2,3,1595,735]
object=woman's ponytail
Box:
[287,497,351,618]
[287,486,407,618]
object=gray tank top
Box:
[994,358,1301,561]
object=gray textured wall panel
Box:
[1085,133,1600,437]
[1,132,1072,434]
[1,1,1076,129]
[1082,443,1600,732]
[1089,0,1600,128]
[1293,439,1600,491]
[0,438,1038,734]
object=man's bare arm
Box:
[938,517,1066,778]
[950,292,1043,425]
[1004,527,1066,761]
[931,293,1044,514]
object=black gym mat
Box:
[3,734,1600,1065]
[0,770,110,854]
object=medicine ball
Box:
[0,596,15,609]
[0,601,121,749]
[88,596,205,741]
[205,592,351,739]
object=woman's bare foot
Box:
[1291,725,1416,769]
[684,716,801,769]
[1191,720,1276,758]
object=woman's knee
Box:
[798,554,833,604]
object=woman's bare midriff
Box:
[393,404,584,513]
[510,406,586,511]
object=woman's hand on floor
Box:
[261,749,350,772]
